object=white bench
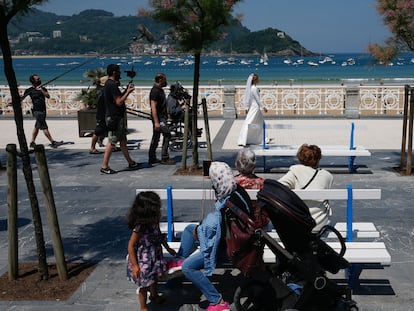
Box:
[251,122,370,173]
[136,186,390,288]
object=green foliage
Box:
[76,67,106,109]
[5,8,309,56]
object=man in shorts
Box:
[100,64,139,174]
[24,74,61,148]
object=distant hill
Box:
[7,9,314,56]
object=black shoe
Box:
[30,141,36,148]
[50,140,63,148]
[161,159,176,165]
[128,161,140,169]
[149,158,162,164]
[100,167,117,174]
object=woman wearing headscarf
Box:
[176,162,247,311]
[238,73,269,147]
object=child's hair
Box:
[127,191,162,229]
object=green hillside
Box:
[8,9,313,56]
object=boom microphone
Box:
[137,24,155,43]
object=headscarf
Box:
[243,73,254,109]
[209,161,237,202]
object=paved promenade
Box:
[0,117,413,311]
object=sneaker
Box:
[167,259,184,275]
[206,301,230,311]
[149,294,166,305]
[50,140,63,148]
[149,158,161,164]
[161,159,176,165]
[30,141,36,148]
[100,167,117,174]
[128,161,140,169]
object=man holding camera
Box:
[100,64,139,174]
[24,74,61,148]
[148,73,176,165]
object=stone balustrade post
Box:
[223,86,236,119]
[345,87,360,119]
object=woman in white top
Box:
[278,144,334,233]
[238,73,268,146]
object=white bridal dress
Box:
[238,85,265,146]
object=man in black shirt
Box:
[100,64,139,174]
[148,73,175,165]
[23,74,61,148]
[89,75,108,154]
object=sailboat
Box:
[260,52,269,66]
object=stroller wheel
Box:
[234,281,276,311]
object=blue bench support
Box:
[348,122,357,173]
[167,185,174,242]
[259,122,361,173]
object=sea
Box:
[1,52,414,87]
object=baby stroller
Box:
[228,179,358,311]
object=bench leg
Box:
[348,156,357,173]
[346,264,363,290]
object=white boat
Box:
[307,61,319,67]
[260,52,269,65]
[346,58,355,66]
[283,58,292,65]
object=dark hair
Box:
[107,64,120,77]
[29,74,38,84]
[155,73,165,83]
[127,191,161,229]
[296,144,322,168]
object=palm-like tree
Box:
[1,0,50,280]
[145,0,243,170]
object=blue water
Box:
[1,53,414,87]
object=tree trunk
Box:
[191,52,201,168]
[0,20,49,280]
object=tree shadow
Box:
[0,217,31,232]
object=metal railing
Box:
[0,84,406,117]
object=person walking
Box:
[89,75,108,154]
[148,73,176,165]
[100,64,139,174]
[23,74,61,148]
[238,73,270,147]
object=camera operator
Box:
[100,64,139,174]
[24,74,62,148]
[167,82,187,122]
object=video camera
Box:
[171,82,191,100]
[124,69,136,79]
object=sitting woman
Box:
[234,148,269,228]
[234,148,264,189]
[278,144,334,233]
[177,161,250,311]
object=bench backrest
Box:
[136,185,381,242]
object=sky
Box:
[37,0,391,53]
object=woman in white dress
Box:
[238,73,268,147]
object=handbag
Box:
[224,200,265,276]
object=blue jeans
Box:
[178,224,223,305]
